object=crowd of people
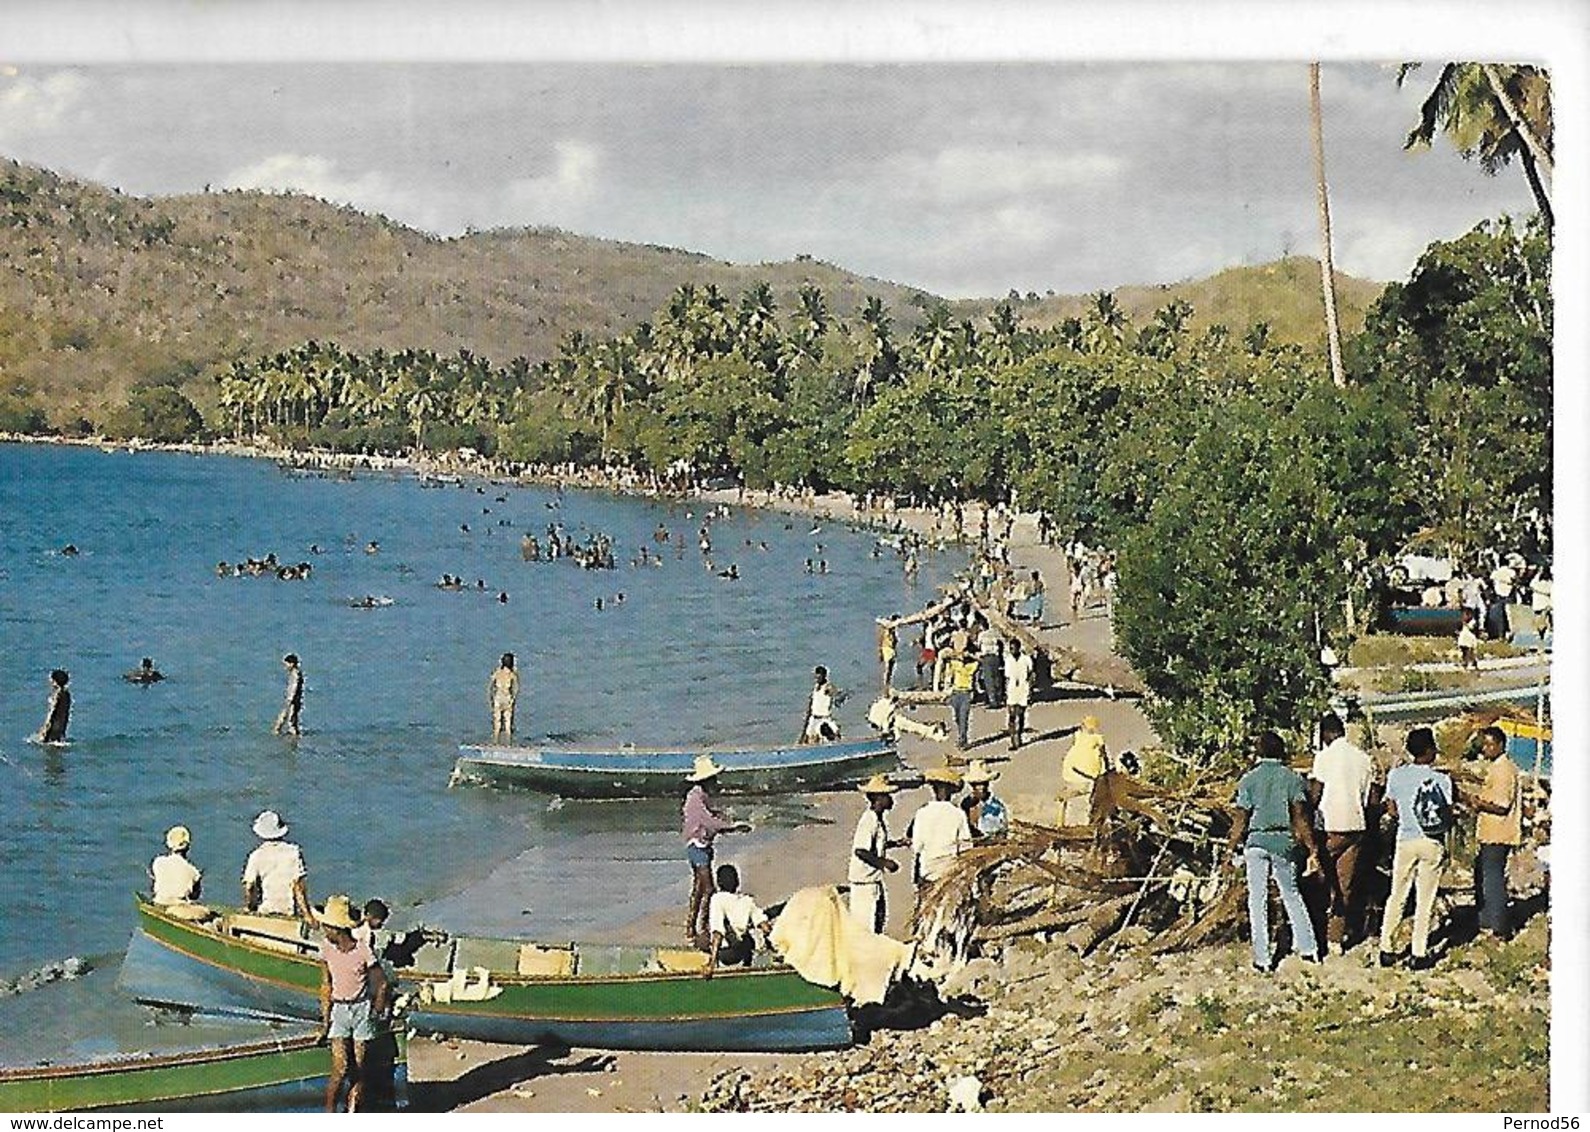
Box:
[1228,713,1533,972]
[1390,550,1552,641]
[216,553,314,581]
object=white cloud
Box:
[890,145,1124,206]
[0,69,88,143]
[503,140,601,223]
[1335,215,1438,282]
[219,153,422,221]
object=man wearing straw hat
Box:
[849,774,907,933]
[150,825,202,906]
[960,761,1009,840]
[242,809,312,920]
[316,894,392,1113]
[682,756,750,945]
[909,767,973,889]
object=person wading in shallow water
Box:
[681,756,750,946]
[272,653,304,737]
[33,669,71,744]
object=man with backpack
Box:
[1377,727,1454,970]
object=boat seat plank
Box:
[517,944,576,978]
[407,938,456,977]
[576,945,653,976]
[652,948,710,974]
[224,912,314,954]
[452,937,523,976]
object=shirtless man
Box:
[490,653,520,743]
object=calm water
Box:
[0,443,951,1063]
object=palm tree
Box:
[913,304,957,378]
[1309,62,1348,389]
[1398,62,1553,231]
[1082,292,1127,354]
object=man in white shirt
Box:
[803,665,842,743]
[908,767,972,890]
[151,825,202,906]
[242,809,311,919]
[1307,713,1377,955]
[849,774,904,933]
[1003,640,1035,750]
[705,864,770,974]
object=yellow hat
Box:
[165,825,191,851]
[686,755,725,782]
[319,894,359,930]
[858,773,898,795]
[962,761,999,784]
[1082,715,1101,731]
[924,766,964,787]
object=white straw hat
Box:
[252,810,289,840]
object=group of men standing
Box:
[847,762,1007,934]
[1231,713,1527,973]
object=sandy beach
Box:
[406,486,1160,1112]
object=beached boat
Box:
[1344,680,1549,724]
[1381,605,1465,636]
[0,1028,406,1113]
[119,898,851,1053]
[1498,716,1552,776]
[450,735,901,798]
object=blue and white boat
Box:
[450,736,901,798]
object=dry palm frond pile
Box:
[909,771,1247,969]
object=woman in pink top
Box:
[317,895,391,1113]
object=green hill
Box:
[952,257,1384,352]
[0,158,1383,428]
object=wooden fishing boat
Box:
[0,1028,406,1113]
[1497,716,1552,776]
[450,735,900,798]
[1381,605,1465,636]
[1347,680,1549,724]
[118,898,851,1054]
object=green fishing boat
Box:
[0,1028,406,1113]
[119,897,852,1053]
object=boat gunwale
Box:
[135,897,842,994]
[456,737,894,766]
[0,1031,325,1084]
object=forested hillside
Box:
[0,159,1380,428]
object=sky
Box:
[0,58,1541,299]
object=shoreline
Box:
[411,480,1167,1112]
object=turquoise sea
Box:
[0,443,951,1064]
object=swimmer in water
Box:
[124,657,165,684]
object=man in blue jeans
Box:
[1228,731,1322,972]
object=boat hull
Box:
[1498,718,1552,776]
[452,737,900,798]
[0,1030,406,1113]
[1382,606,1465,636]
[408,989,851,1052]
[118,899,851,1054]
[1351,682,1549,724]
